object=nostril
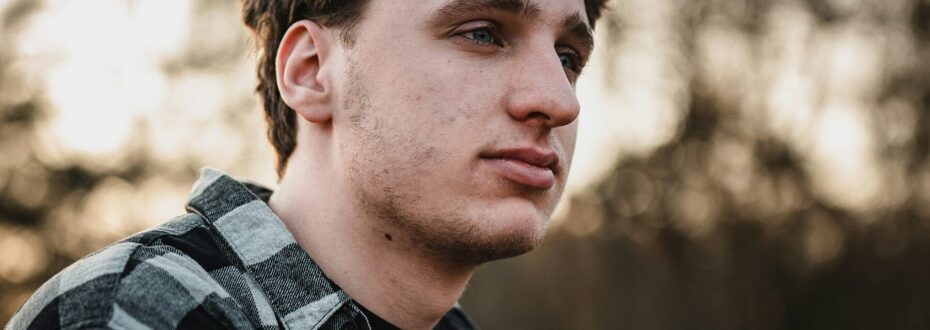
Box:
[523,111,552,126]
[528,111,551,121]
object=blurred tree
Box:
[0,0,161,320]
[0,0,266,322]
[463,0,930,329]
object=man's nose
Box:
[503,50,581,128]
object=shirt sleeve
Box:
[7,242,253,330]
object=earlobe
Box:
[276,20,333,123]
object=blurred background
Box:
[1,0,929,328]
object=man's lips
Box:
[479,148,559,189]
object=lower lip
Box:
[481,158,555,189]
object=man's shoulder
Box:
[7,213,251,329]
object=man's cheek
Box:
[561,123,580,153]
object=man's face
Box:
[331,0,592,263]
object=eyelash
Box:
[455,23,586,75]
[459,24,504,46]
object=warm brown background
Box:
[2,0,930,329]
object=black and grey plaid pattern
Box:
[7,168,475,330]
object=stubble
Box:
[339,56,543,265]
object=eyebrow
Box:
[562,13,594,55]
[429,0,541,25]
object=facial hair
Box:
[339,55,545,265]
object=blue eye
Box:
[463,28,498,45]
[559,53,579,72]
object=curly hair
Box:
[240,0,609,177]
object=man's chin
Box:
[379,195,554,264]
[436,208,550,264]
[439,224,546,265]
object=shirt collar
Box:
[184,168,355,328]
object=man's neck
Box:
[268,153,476,330]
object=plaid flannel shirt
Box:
[7,168,476,330]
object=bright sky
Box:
[16,0,186,156]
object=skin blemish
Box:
[414,147,437,163]
[384,233,393,241]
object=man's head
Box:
[242,0,607,176]
[242,0,607,263]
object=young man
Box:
[9,0,607,328]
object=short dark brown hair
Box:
[241,0,609,177]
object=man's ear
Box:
[276,20,335,123]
